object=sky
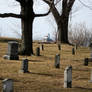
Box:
[0,0,92,40]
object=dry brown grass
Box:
[0,42,92,92]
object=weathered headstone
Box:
[72,48,75,55]
[3,41,19,60]
[89,69,92,82]
[2,79,13,92]
[36,47,40,56]
[64,66,72,88]
[19,59,29,73]
[84,58,89,66]
[58,44,61,50]
[55,54,60,68]
[40,44,44,51]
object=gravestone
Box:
[84,58,89,66]
[19,59,29,73]
[89,69,92,82]
[36,47,40,56]
[3,41,19,60]
[58,44,61,50]
[72,48,75,55]
[40,44,44,51]
[89,42,92,58]
[2,79,13,92]
[75,44,78,50]
[55,54,60,68]
[64,66,72,88]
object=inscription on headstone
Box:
[64,66,72,88]
[55,54,60,68]
[2,79,13,92]
[3,41,19,60]
[36,47,40,56]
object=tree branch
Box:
[67,0,75,12]
[0,13,23,18]
[34,10,50,17]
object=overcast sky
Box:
[0,0,92,40]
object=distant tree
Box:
[0,0,50,55]
[43,0,75,43]
[68,23,92,46]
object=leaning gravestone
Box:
[2,79,13,92]
[3,41,19,60]
[55,54,60,68]
[64,66,72,88]
[36,47,40,56]
[19,59,29,73]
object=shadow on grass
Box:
[75,86,92,90]
[18,59,44,62]
[28,72,54,77]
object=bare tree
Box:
[0,0,50,55]
[68,22,92,46]
[43,0,75,43]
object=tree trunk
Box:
[58,14,69,43]
[19,3,34,55]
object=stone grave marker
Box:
[75,44,78,50]
[64,66,72,88]
[3,41,19,60]
[36,47,40,56]
[84,58,89,66]
[58,44,61,50]
[55,54,60,68]
[72,48,75,55]
[89,42,92,58]
[19,59,29,73]
[88,69,92,82]
[40,44,44,51]
[2,79,13,92]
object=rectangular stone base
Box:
[3,55,19,60]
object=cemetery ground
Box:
[0,39,92,91]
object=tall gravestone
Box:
[3,41,19,60]
[2,79,13,92]
[64,66,72,88]
[19,59,29,73]
[55,54,60,68]
[36,47,40,56]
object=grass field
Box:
[0,41,92,92]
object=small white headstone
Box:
[2,79,13,92]
[64,66,72,88]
